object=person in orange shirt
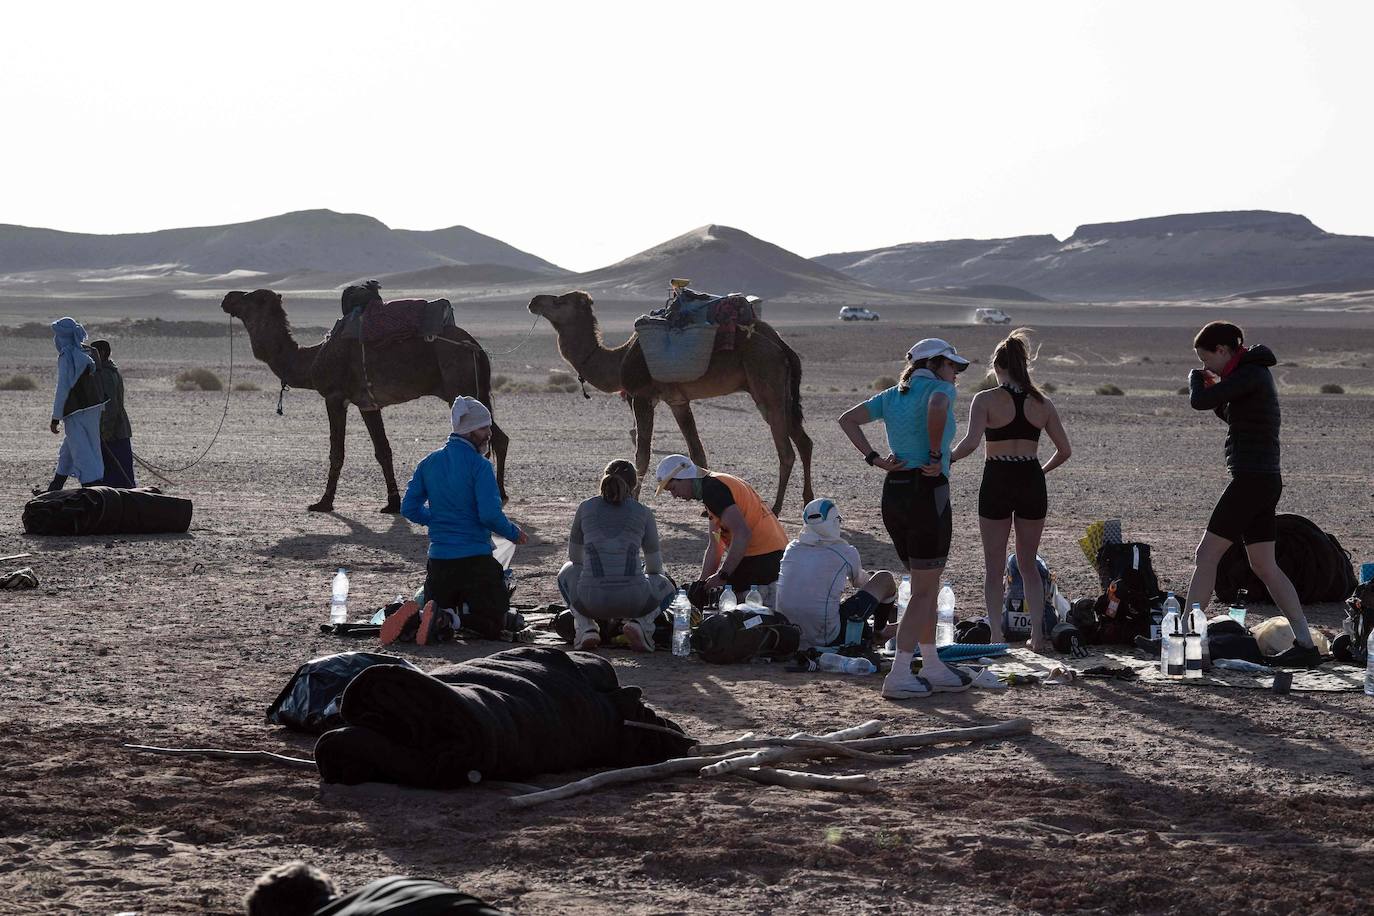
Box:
[655,454,789,607]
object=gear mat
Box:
[990,646,1365,692]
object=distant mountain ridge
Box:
[0,209,567,277]
[815,210,1374,300]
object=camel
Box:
[221,289,508,513]
[528,290,813,515]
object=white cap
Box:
[906,337,970,368]
[451,396,493,434]
[802,497,845,542]
[653,454,700,494]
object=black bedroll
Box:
[22,486,193,536]
[691,610,801,664]
[1214,514,1357,604]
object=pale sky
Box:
[4,0,1371,272]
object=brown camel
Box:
[221,289,508,513]
[528,290,813,515]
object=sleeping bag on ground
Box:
[22,486,192,535]
[1214,514,1356,604]
[313,646,694,788]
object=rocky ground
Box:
[1,299,1372,914]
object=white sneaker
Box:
[572,619,601,651]
[622,618,654,653]
[881,669,934,699]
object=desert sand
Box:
[2,297,1373,914]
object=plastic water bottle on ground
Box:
[936,583,956,646]
[1159,593,1180,676]
[671,588,692,657]
[330,568,349,625]
[1228,589,1248,627]
[1365,629,1374,697]
[1189,601,1210,667]
[718,587,738,613]
[744,585,764,609]
[1166,611,1186,678]
[887,575,912,653]
[818,654,877,675]
[1184,623,1203,678]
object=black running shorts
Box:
[881,471,952,570]
[978,460,1048,521]
[1207,472,1283,545]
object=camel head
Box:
[528,290,595,328]
[221,288,285,324]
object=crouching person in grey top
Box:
[558,460,675,652]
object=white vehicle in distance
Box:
[973,307,1012,325]
[838,306,881,321]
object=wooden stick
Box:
[1,553,32,563]
[510,721,886,809]
[739,767,880,793]
[509,751,756,808]
[123,743,316,769]
[694,719,884,754]
[699,718,1031,777]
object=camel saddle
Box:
[333,298,456,348]
[634,288,761,384]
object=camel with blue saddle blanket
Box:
[222,288,510,513]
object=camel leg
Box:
[631,396,657,496]
[490,420,510,503]
[790,422,815,508]
[761,405,797,516]
[359,409,401,513]
[667,401,709,469]
[310,398,348,513]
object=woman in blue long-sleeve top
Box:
[399,397,526,642]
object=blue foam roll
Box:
[917,643,1010,661]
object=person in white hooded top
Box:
[776,498,899,650]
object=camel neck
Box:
[556,319,621,391]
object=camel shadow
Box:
[262,512,423,563]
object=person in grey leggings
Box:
[558,460,675,652]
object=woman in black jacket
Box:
[1183,321,1318,667]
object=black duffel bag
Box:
[1214,514,1356,604]
[22,486,192,536]
[690,609,801,664]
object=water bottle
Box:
[718,587,738,613]
[818,653,877,675]
[1184,624,1203,678]
[887,575,912,654]
[1189,602,1210,667]
[936,583,956,646]
[329,568,349,625]
[1166,612,1185,678]
[1365,629,1374,697]
[1228,589,1248,627]
[671,588,692,657]
[1159,602,1179,676]
[744,585,764,609]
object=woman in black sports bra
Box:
[950,329,1071,650]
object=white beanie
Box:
[653,454,700,494]
[451,396,493,435]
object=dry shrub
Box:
[176,368,222,391]
[0,374,36,391]
[1095,383,1125,396]
[872,375,897,391]
[1177,386,1189,395]
[971,373,998,393]
[1041,381,1058,394]
[492,374,510,391]
[233,381,260,392]
[1320,383,1345,394]
[547,370,573,386]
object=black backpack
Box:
[691,610,801,664]
[1089,543,1164,646]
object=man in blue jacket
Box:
[401,397,526,640]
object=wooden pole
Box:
[739,767,880,793]
[123,743,316,769]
